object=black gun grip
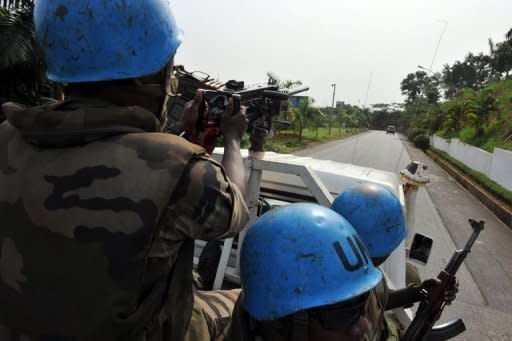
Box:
[232,95,241,116]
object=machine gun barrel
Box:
[236,86,309,102]
[285,86,310,96]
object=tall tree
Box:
[290,97,325,142]
[335,108,348,133]
[400,71,441,104]
[291,98,309,142]
[400,71,428,102]
[465,88,497,136]
[310,108,327,138]
[489,39,512,79]
[441,53,492,99]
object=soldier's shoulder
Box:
[119,132,206,155]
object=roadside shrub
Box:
[482,137,497,152]
[458,127,477,144]
[413,134,430,151]
[408,127,427,141]
[436,129,450,138]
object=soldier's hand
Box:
[179,90,204,143]
[420,277,459,305]
[221,98,247,143]
[443,277,459,304]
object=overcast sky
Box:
[172,0,512,107]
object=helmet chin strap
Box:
[158,56,176,130]
[159,92,170,129]
[159,58,176,129]
[133,57,176,130]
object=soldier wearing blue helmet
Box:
[0,1,249,340]
[222,203,382,341]
[332,183,458,341]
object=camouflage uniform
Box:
[366,278,388,341]
[366,276,404,341]
[0,98,249,340]
[219,295,265,341]
[219,295,308,341]
[185,289,241,341]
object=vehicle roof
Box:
[213,149,402,198]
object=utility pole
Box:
[330,83,336,135]
[363,72,373,109]
[331,83,336,115]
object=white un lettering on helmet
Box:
[333,234,369,271]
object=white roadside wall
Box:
[490,148,512,191]
[431,135,512,191]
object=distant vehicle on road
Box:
[386,125,396,134]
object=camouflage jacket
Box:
[185,289,241,341]
[366,277,388,341]
[220,294,296,341]
[219,295,263,341]
[0,98,249,340]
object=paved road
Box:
[295,130,512,340]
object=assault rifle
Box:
[402,219,485,341]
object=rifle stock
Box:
[402,219,484,341]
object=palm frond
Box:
[1,0,33,10]
[0,2,57,105]
[0,7,35,69]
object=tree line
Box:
[399,27,512,152]
[282,98,389,143]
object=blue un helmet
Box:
[34,0,183,83]
[331,183,407,258]
[241,203,382,321]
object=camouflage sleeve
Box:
[186,289,241,341]
[160,154,249,241]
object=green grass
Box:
[218,127,367,154]
[431,147,512,206]
[264,140,309,153]
[300,127,365,141]
[265,127,366,153]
